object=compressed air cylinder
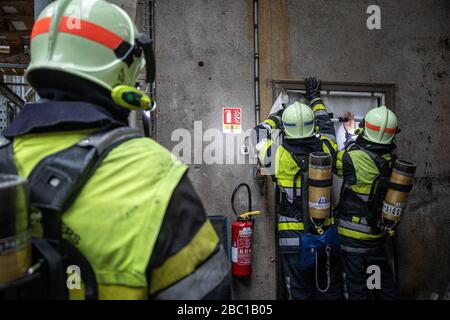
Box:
[382,159,416,229]
[0,175,31,283]
[308,152,333,222]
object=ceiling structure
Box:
[0,0,34,75]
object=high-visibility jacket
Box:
[253,101,338,252]
[334,137,395,251]
[2,100,230,299]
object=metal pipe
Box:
[0,81,25,109]
[253,0,260,125]
[144,0,156,138]
[3,83,30,87]
[287,89,384,98]
[0,64,27,69]
[35,0,52,19]
[331,117,364,123]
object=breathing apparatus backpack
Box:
[283,148,340,293]
[347,144,394,226]
[364,149,394,221]
[357,146,416,233]
[0,127,142,300]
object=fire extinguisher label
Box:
[239,227,252,236]
[238,228,253,265]
[232,247,238,262]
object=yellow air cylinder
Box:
[382,159,416,229]
[0,175,32,283]
[308,152,332,223]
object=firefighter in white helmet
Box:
[252,78,343,300]
[0,0,230,299]
[334,107,400,299]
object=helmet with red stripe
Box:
[362,106,398,144]
[26,0,155,110]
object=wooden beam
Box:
[0,1,34,16]
[0,1,33,6]
[0,31,29,37]
[0,15,34,21]
[1,53,29,65]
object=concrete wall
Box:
[154,0,276,299]
[119,0,449,299]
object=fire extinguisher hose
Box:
[231,183,252,216]
[231,183,260,219]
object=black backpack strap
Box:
[28,127,142,300]
[0,135,18,175]
[28,127,143,240]
[359,148,391,192]
[321,138,336,159]
[357,147,393,224]
[0,127,143,300]
[285,168,312,232]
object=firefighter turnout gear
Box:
[0,100,230,300]
[253,78,342,300]
[334,107,401,300]
[0,0,230,300]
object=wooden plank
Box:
[0,0,33,6]
[0,1,34,18]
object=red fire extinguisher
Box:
[231,183,260,277]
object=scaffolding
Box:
[0,75,29,131]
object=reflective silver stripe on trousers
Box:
[278,215,300,223]
[154,248,230,300]
[279,238,300,247]
[339,218,374,234]
[358,217,369,225]
[341,245,383,254]
[279,186,301,203]
[355,193,370,202]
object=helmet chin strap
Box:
[112,33,157,112]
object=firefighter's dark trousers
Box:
[280,252,343,300]
[341,247,399,300]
